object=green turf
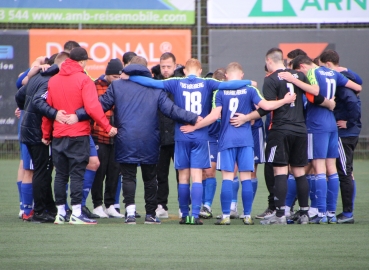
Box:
[1,159,369,269]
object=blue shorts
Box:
[174,140,211,169]
[308,132,338,159]
[209,141,218,163]
[21,143,34,170]
[89,136,97,157]
[217,146,254,172]
[252,126,265,164]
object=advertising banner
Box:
[29,29,191,80]
[0,31,29,139]
[208,0,369,24]
[209,29,369,135]
[0,0,195,24]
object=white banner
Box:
[207,0,369,24]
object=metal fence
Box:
[1,0,368,159]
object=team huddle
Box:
[14,41,361,226]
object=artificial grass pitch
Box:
[1,159,369,269]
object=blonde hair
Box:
[226,62,243,73]
[213,68,226,81]
[129,56,148,67]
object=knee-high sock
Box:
[178,184,190,217]
[309,175,317,208]
[17,181,23,210]
[352,179,356,212]
[191,183,203,218]
[315,173,327,214]
[232,177,239,203]
[220,180,232,215]
[21,183,33,215]
[327,173,339,213]
[241,180,253,215]
[82,169,96,207]
[274,174,288,217]
[204,177,217,207]
[286,174,296,207]
[251,177,258,200]
[114,175,122,207]
[65,184,70,210]
[202,179,207,205]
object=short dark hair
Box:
[160,52,176,63]
[54,52,70,66]
[213,68,226,81]
[63,41,80,52]
[266,48,283,63]
[291,55,313,70]
[320,49,340,65]
[122,52,137,65]
[45,53,58,65]
[287,49,307,59]
[312,56,320,66]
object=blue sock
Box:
[251,178,258,200]
[65,184,70,211]
[352,179,356,212]
[204,177,217,207]
[232,177,239,203]
[82,169,96,206]
[327,173,339,213]
[21,183,33,215]
[17,181,24,210]
[241,180,253,215]
[286,174,297,207]
[178,184,190,217]
[315,173,327,214]
[202,179,207,205]
[220,180,233,215]
[191,183,203,218]
[115,175,122,205]
[309,175,317,208]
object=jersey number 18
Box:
[183,91,202,115]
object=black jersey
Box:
[262,68,308,135]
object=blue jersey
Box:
[306,66,348,133]
[208,90,220,142]
[215,86,263,152]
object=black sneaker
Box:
[82,206,100,219]
[125,215,136,224]
[125,211,141,218]
[144,215,161,224]
[336,213,354,224]
[65,209,72,222]
[32,211,55,223]
[190,216,203,225]
[255,208,276,219]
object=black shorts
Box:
[265,130,308,167]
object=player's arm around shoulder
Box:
[279,70,319,96]
[180,106,221,134]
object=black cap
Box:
[105,59,123,75]
[70,47,92,61]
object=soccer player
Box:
[319,50,362,223]
[283,55,361,224]
[126,58,256,225]
[180,62,296,225]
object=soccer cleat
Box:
[32,211,55,223]
[156,205,169,219]
[336,213,354,224]
[327,215,337,224]
[93,206,109,218]
[22,210,34,222]
[105,205,123,218]
[230,210,239,219]
[260,215,287,225]
[255,208,276,219]
[18,210,24,219]
[144,215,161,224]
[179,216,190,225]
[189,216,203,225]
[54,214,67,225]
[69,213,97,225]
[297,214,309,225]
[243,216,254,225]
[82,206,100,219]
[289,210,301,221]
[309,215,328,224]
[199,206,213,219]
[125,215,136,224]
[214,216,230,225]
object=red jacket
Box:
[42,59,112,139]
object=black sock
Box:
[295,175,309,209]
[274,174,288,217]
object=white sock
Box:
[72,204,81,216]
[57,205,66,216]
[318,212,325,217]
[222,214,230,219]
[245,215,251,219]
[285,206,291,217]
[230,202,237,212]
[126,204,136,216]
[327,211,335,217]
[114,204,120,209]
[204,205,211,211]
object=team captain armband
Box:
[306,93,325,105]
